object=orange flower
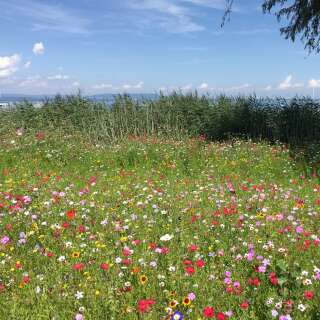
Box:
[66,209,76,220]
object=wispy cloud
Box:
[278,75,303,90]
[47,74,70,81]
[127,0,205,33]
[233,28,274,36]
[180,0,227,10]
[0,0,90,34]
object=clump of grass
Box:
[1,92,320,165]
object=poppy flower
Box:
[203,306,214,318]
[137,299,155,313]
[196,259,205,268]
[66,209,76,220]
[73,263,84,271]
[240,301,249,310]
[185,266,195,275]
[216,312,226,320]
[304,291,314,300]
[100,263,109,271]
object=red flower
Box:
[22,275,30,284]
[203,306,215,318]
[185,266,195,275]
[62,221,70,228]
[240,301,249,310]
[78,225,86,233]
[123,258,132,266]
[66,209,76,220]
[269,272,278,286]
[137,299,155,313]
[196,259,205,268]
[73,263,84,271]
[188,244,198,252]
[216,312,225,320]
[100,263,109,271]
[304,290,314,300]
[183,259,193,266]
[148,243,156,250]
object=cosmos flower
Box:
[160,234,174,241]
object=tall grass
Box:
[1,92,320,164]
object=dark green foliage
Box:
[263,0,320,53]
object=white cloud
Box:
[47,74,69,80]
[18,75,47,88]
[24,61,32,69]
[72,81,80,87]
[0,54,21,78]
[308,79,320,88]
[134,81,144,89]
[92,83,113,90]
[123,81,144,90]
[278,75,303,90]
[128,0,205,33]
[198,82,209,90]
[181,84,193,91]
[180,0,227,10]
[33,42,45,55]
[264,85,272,91]
[0,1,90,35]
[227,83,251,91]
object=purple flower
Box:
[188,292,196,301]
[258,265,266,273]
[75,314,84,320]
[1,236,10,245]
[171,311,183,320]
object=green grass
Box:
[0,132,319,319]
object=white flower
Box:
[160,234,174,241]
[57,256,66,262]
[115,257,122,264]
[303,278,312,285]
[298,304,306,312]
[75,291,84,300]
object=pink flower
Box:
[0,236,9,245]
[296,226,304,234]
[188,292,196,300]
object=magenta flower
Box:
[1,236,10,245]
[296,225,304,234]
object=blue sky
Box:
[0,0,319,96]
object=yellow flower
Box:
[139,275,148,285]
[182,297,191,306]
[72,251,80,258]
[169,290,177,297]
[169,300,178,309]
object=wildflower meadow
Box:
[0,127,319,320]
